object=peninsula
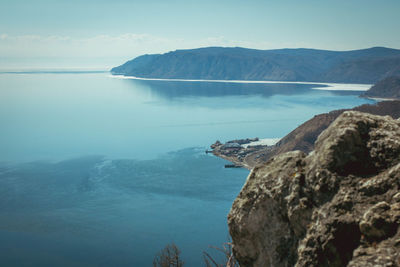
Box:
[211,100,400,169]
[362,76,400,100]
[111,46,400,84]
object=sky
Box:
[1,0,400,69]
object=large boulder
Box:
[228,111,400,267]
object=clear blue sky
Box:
[1,0,400,69]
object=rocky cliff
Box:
[212,101,400,169]
[255,100,400,165]
[228,111,400,266]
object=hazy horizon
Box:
[1,0,400,69]
[2,45,400,72]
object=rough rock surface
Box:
[213,101,400,170]
[228,111,400,267]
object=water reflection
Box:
[130,79,324,99]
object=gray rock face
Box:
[228,111,400,267]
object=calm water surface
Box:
[0,72,373,266]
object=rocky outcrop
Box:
[228,111,400,266]
[213,101,400,169]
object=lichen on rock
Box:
[228,111,400,267]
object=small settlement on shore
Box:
[210,138,279,169]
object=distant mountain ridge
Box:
[111,46,400,83]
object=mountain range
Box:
[111,46,400,83]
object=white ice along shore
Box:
[110,75,372,91]
[241,138,281,148]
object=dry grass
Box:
[203,242,239,267]
[153,243,184,267]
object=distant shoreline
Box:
[110,74,372,91]
[364,97,400,101]
[0,70,108,74]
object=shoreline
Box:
[210,138,281,170]
[212,100,400,170]
[110,74,371,91]
[363,96,400,101]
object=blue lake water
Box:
[0,72,374,266]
